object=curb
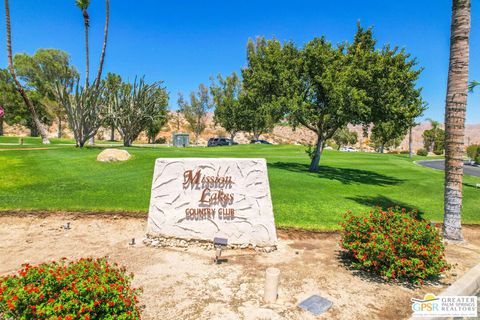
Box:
[409,263,480,319]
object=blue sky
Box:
[1,0,479,123]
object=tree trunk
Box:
[230,132,236,144]
[30,124,39,137]
[0,117,3,136]
[88,136,95,145]
[83,8,90,87]
[309,135,324,172]
[409,126,413,158]
[57,117,62,138]
[253,131,260,141]
[123,137,131,147]
[380,144,385,154]
[4,0,50,144]
[110,124,115,141]
[94,0,109,89]
[443,0,470,241]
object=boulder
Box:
[97,148,131,162]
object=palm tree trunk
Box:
[4,0,50,144]
[57,116,62,138]
[94,0,109,89]
[110,124,115,141]
[82,8,90,87]
[443,0,471,241]
[0,117,3,136]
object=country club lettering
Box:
[183,169,235,220]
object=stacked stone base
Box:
[144,234,277,253]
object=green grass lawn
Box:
[1,136,479,230]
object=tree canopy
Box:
[210,72,244,142]
[178,84,212,143]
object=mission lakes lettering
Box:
[182,169,236,220]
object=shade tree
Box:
[332,127,358,150]
[13,49,79,138]
[240,37,297,140]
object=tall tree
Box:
[423,120,445,154]
[425,118,441,152]
[76,0,90,87]
[210,72,243,142]
[443,0,471,241]
[370,121,406,153]
[4,0,50,143]
[332,127,358,150]
[178,84,211,143]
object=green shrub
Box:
[0,257,141,319]
[476,155,480,165]
[417,148,428,156]
[340,207,450,284]
[155,136,167,144]
[467,145,480,160]
[400,150,410,154]
[433,149,443,155]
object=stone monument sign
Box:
[147,158,277,247]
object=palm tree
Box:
[426,118,440,152]
[408,123,417,158]
[443,0,471,241]
[76,0,90,88]
[4,0,50,144]
[94,0,109,89]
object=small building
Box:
[172,133,189,147]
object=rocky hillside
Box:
[3,112,480,151]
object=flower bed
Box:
[340,207,450,284]
[0,257,141,319]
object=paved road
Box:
[417,160,480,177]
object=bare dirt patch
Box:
[1,212,479,320]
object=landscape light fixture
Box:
[213,237,228,264]
[63,222,71,230]
[129,238,136,246]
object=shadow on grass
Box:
[335,250,446,289]
[346,195,426,220]
[464,182,480,189]
[269,162,403,186]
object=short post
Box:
[264,267,280,303]
[19,138,23,145]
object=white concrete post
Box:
[264,267,280,303]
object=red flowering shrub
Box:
[0,257,141,319]
[340,207,450,284]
